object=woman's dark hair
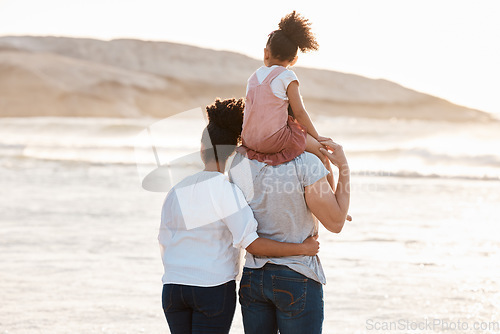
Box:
[267,11,319,62]
[201,98,244,166]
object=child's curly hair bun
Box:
[205,98,245,145]
[267,11,318,62]
[279,11,319,52]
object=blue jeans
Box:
[162,280,236,334]
[239,263,324,334]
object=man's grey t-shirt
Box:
[229,152,329,284]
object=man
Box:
[229,144,350,334]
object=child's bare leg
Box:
[305,133,326,162]
[305,134,334,186]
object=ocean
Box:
[1,114,499,333]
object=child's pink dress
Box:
[237,66,307,166]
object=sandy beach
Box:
[1,115,499,333]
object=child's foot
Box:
[317,136,335,151]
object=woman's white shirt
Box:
[158,171,259,287]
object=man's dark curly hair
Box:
[267,11,319,62]
[201,98,245,165]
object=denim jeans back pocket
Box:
[238,270,254,307]
[192,283,228,317]
[271,275,308,317]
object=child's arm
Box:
[287,80,321,139]
[245,235,319,257]
[288,81,336,148]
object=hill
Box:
[0,36,492,121]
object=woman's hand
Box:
[301,235,320,256]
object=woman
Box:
[158,98,319,333]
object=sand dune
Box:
[0,36,492,121]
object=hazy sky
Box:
[1,0,499,115]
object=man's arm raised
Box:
[305,143,351,233]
